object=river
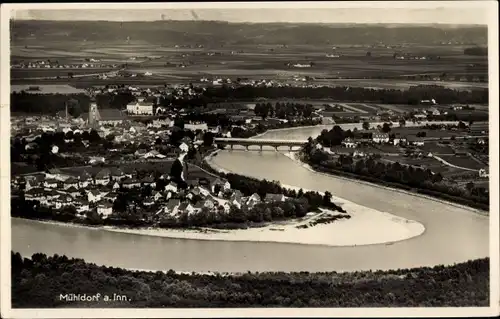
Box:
[11,122,489,273]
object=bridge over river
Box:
[214,137,308,151]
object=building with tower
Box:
[79,102,127,127]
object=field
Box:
[418,141,456,155]
[438,155,486,170]
[390,127,468,138]
[10,68,116,80]
[11,36,489,90]
[11,84,86,94]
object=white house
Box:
[162,199,181,216]
[479,168,489,178]
[372,133,390,144]
[76,200,90,214]
[245,193,262,208]
[341,138,358,148]
[165,182,178,193]
[43,179,59,189]
[126,99,154,115]
[393,137,407,146]
[210,179,231,194]
[97,202,113,218]
[87,189,104,203]
[178,202,196,216]
[122,178,141,189]
[184,122,209,131]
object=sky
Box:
[9,3,493,25]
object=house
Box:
[178,202,196,215]
[103,192,118,202]
[97,202,113,218]
[393,137,407,146]
[222,201,232,212]
[245,193,261,208]
[25,179,39,191]
[87,189,104,203]
[479,168,489,178]
[79,170,93,188]
[141,176,156,187]
[352,150,365,158]
[341,138,358,148]
[427,107,441,116]
[230,189,243,201]
[110,167,125,181]
[46,168,71,181]
[63,177,79,190]
[265,193,286,202]
[54,195,74,209]
[75,199,90,215]
[126,99,154,115]
[202,198,216,210]
[24,187,45,201]
[88,156,106,165]
[153,191,164,202]
[414,114,427,120]
[143,150,166,159]
[65,186,80,198]
[184,122,209,131]
[165,181,178,193]
[407,136,425,146]
[112,181,121,190]
[143,197,155,207]
[122,178,141,189]
[43,179,59,189]
[161,199,181,216]
[372,133,389,144]
[210,178,231,194]
[95,168,111,186]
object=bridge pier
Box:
[245,145,249,151]
[259,145,263,152]
[274,146,278,152]
[230,144,233,151]
[289,145,293,151]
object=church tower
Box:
[88,102,101,127]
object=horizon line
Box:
[10,18,488,26]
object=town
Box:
[6,9,494,312]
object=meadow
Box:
[11,40,488,90]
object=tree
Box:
[399,119,406,127]
[203,132,214,147]
[362,122,370,130]
[323,191,333,205]
[67,99,83,118]
[466,182,475,192]
[381,123,391,133]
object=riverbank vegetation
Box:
[11,252,489,308]
[300,126,489,211]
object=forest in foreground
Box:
[12,252,489,308]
